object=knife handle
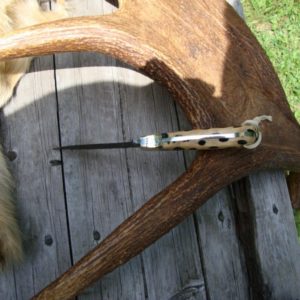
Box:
[139,125,259,150]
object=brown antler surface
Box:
[288,173,300,209]
[0,0,299,299]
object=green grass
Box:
[241,0,300,120]
[240,0,300,239]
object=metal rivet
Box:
[44,235,53,246]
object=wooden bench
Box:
[0,1,299,299]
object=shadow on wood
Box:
[0,0,299,299]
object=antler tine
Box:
[0,0,298,298]
[0,14,148,68]
[32,150,267,300]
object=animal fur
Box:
[0,0,68,267]
[0,0,68,107]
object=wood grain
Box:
[180,121,250,299]
[234,171,300,298]
[55,1,206,299]
[54,2,146,298]
[0,53,71,298]
[0,1,298,167]
[178,3,250,298]
[114,63,206,300]
[193,189,249,299]
[0,0,298,298]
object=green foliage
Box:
[241,0,300,239]
[241,0,300,120]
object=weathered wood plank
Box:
[0,49,71,299]
[1,1,298,299]
[227,0,244,18]
[56,59,146,299]
[114,65,206,299]
[55,0,249,298]
[228,2,300,298]
[194,189,249,299]
[177,112,249,299]
[55,0,207,298]
[234,171,300,299]
[193,1,250,297]
[55,1,146,299]
[174,3,250,299]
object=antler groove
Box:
[0,1,299,298]
[33,149,269,300]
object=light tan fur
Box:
[0,0,69,107]
[0,0,68,267]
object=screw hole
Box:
[7,151,17,161]
[273,204,279,214]
[45,235,53,246]
[93,230,101,241]
[218,211,224,222]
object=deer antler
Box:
[0,0,299,299]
